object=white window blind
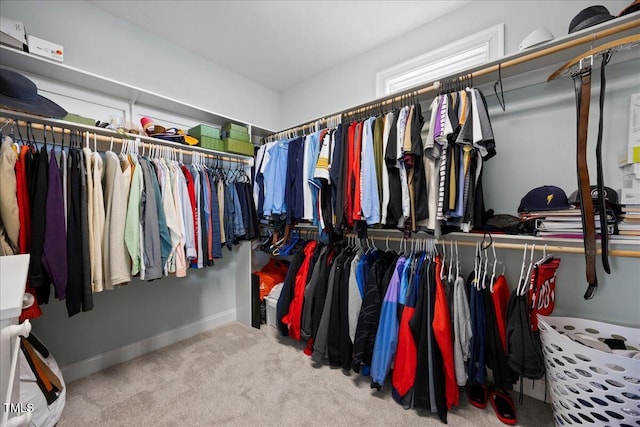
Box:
[376,24,504,97]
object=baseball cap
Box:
[568,185,619,206]
[518,185,571,212]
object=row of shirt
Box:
[0,135,258,318]
[254,88,496,237]
[273,239,517,423]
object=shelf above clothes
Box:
[1,109,254,165]
[0,46,275,138]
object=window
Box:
[376,24,505,97]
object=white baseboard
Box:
[61,308,236,383]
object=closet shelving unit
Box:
[270,15,640,257]
[0,44,274,141]
[0,44,276,328]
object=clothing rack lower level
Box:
[293,226,640,258]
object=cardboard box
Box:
[222,129,250,142]
[222,122,248,134]
[0,16,27,51]
[189,124,220,140]
[27,35,63,62]
[223,138,254,156]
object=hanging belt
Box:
[595,51,612,275]
[572,66,598,300]
[572,51,613,301]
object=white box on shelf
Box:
[623,174,640,191]
[0,16,27,50]
[622,163,640,179]
[620,188,640,205]
[27,35,63,62]
[626,93,640,164]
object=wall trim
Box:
[61,308,236,383]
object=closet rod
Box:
[0,111,253,164]
[268,17,640,139]
[295,229,640,258]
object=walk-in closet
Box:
[1,1,639,426]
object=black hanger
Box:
[494,63,506,111]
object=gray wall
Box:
[279,0,640,327]
[280,0,630,128]
[0,0,281,131]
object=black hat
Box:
[568,5,615,33]
[0,68,67,118]
[518,185,571,213]
[568,185,619,206]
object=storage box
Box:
[27,35,63,62]
[222,122,248,134]
[224,138,254,156]
[620,188,640,205]
[265,295,278,328]
[200,136,225,151]
[189,124,220,140]
[63,113,95,127]
[222,129,250,142]
[624,93,640,164]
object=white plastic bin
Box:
[265,283,283,328]
[538,315,640,426]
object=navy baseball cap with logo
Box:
[518,185,571,212]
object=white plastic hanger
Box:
[522,243,537,296]
[517,244,529,296]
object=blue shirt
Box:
[263,139,289,216]
[360,117,380,225]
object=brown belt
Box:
[571,52,612,300]
[573,67,598,300]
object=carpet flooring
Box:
[59,322,555,426]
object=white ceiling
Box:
[89,0,468,92]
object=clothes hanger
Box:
[522,243,537,296]
[516,243,529,296]
[493,63,506,112]
[473,240,481,290]
[548,34,640,81]
[490,243,498,293]
[455,240,460,279]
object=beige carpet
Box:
[59,322,555,426]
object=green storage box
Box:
[225,129,250,142]
[222,122,248,134]
[64,113,96,127]
[224,138,254,156]
[189,124,220,140]
[200,136,225,151]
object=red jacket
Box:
[282,240,317,340]
[433,257,458,409]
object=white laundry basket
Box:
[538,315,640,426]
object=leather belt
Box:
[571,51,612,300]
[573,67,598,300]
[595,51,612,275]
